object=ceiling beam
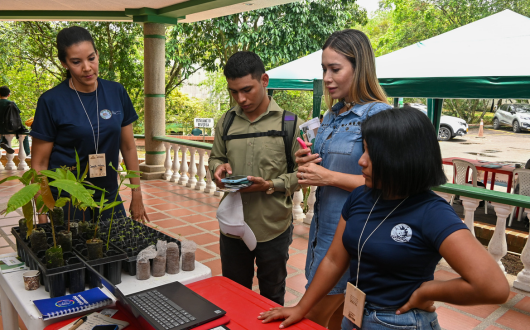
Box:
[0,11,129,21]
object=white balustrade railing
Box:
[9,135,530,293]
[155,138,316,221]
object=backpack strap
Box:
[222,107,237,139]
[282,110,297,173]
[222,130,286,141]
[221,107,297,173]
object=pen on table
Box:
[68,315,88,330]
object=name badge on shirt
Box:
[343,282,366,328]
[89,154,106,178]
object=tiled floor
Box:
[0,173,529,330]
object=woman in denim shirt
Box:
[294,30,391,329]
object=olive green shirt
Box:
[209,98,300,242]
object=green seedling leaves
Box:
[124,173,140,179]
[55,197,70,208]
[66,170,76,182]
[0,175,24,185]
[101,201,124,212]
[21,202,34,238]
[48,179,97,208]
[5,183,40,214]
[124,184,140,189]
[39,170,64,181]
[75,149,81,181]
[39,178,56,210]
[81,163,89,182]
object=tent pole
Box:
[313,79,323,118]
[393,98,399,107]
[268,89,274,97]
[427,98,444,136]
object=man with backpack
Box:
[0,86,23,154]
[209,51,300,306]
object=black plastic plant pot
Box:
[47,273,66,298]
[46,246,65,269]
[12,224,86,298]
[104,250,123,285]
[86,239,103,260]
[78,221,90,235]
[57,231,72,253]
[70,222,79,238]
[68,267,85,294]
[72,239,127,285]
[18,219,28,240]
[86,264,104,289]
[30,229,48,254]
[50,207,65,227]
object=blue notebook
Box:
[33,288,114,320]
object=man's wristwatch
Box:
[266,180,275,194]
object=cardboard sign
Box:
[194,118,214,128]
[343,282,366,328]
[89,154,106,178]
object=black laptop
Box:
[84,262,226,330]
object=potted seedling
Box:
[40,151,102,249]
[1,165,98,269]
[104,163,140,250]
[86,189,124,260]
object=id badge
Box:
[89,154,106,178]
[343,282,366,328]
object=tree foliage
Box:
[175,0,366,72]
[353,0,530,121]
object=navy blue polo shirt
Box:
[30,78,138,197]
[341,187,468,307]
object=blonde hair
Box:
[322,29,388,109]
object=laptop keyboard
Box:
[129,289,197,329]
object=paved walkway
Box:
[0,175,529,329]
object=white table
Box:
[0,252,211,330]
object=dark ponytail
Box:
[56,26,97,79]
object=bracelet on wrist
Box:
[131,187,141,193]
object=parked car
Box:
[408,103,468,141]
[493,103,530,133]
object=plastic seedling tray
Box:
[97,217,180,276]
[72,237,127,288]
[12,224,86,298]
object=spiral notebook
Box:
[33,287,116,320]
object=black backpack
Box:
[2,102,22,133]
[222,108,297,173]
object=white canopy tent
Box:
[267,9,530,122]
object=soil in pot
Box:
[79,221,90,236]
[84,224,99,240]
[30,229,48,253]
[152,256,166,277]
[70,222,79,238]
[181,241,196,271]
[137,260,150,280]
[57,231,72,253]
[45,246,65,269]
[18,219,28,240]
[86,239,103,260]
[50,207,64,227]
[166,242,180,274]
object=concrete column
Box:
[141,23,166,179]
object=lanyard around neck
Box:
[355,194,408,287]
[71,78,100,154]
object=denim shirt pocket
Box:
[327,122,361,155]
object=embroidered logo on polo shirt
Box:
[100,109,112,119]
[391,224,412,243]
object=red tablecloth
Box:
[45,277,325,330]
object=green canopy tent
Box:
[267,9,530,131]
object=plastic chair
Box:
[508,168,530,226]
[451,159,488,214]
